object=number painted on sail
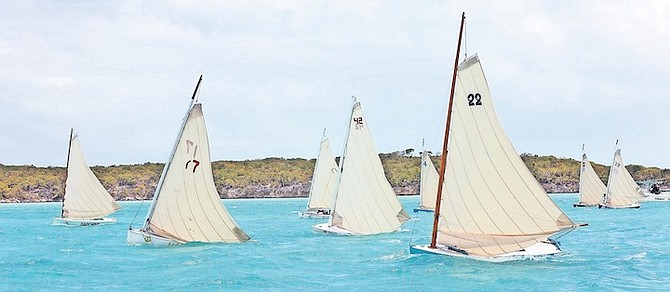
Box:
[467,93,482,106]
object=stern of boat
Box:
[127,228,181,247]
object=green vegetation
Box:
[2,153,670,202]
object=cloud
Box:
[43,76,75,87]
[1,0,670,169]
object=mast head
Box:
[191,75,203,102]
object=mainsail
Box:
[329,101,409,235]
[305,131,339,212]
[62,130,120,220]
[418,150,438,211]
[435,55,575,257]
[137,77,249,244]
[603,149,643,207]
[577,152,606,206]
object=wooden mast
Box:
[61,128,74,218]
[430,12,466,249]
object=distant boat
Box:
[299,129,339,218]
[640,181,670,202]
[410,13,583,261]
[127,75,250,246]
[53,129,120,226]
[414,140,438,212]
[599,145,642,209]
[573,146,606,207]
[313,98,410,235]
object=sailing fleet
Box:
[46,13,664,262]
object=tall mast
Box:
[604,139,619,205]
[142,75,203,229]
[328,96,357,226]
[579,144,585,201]
[430,12,465,249]
[61,128,74,218]
[306,128,327,209]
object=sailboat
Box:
[53,129,120,226]
[313,98,410,235]
[573,145,606,207]
[127,75,250,246]
[414,140,438,212]
[410,13,583,261]
[599,144,642,209]
[299,130,339,218]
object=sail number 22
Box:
[467,93,482,106]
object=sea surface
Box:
[1,194,669,291]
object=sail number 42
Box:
[467,93,482,106]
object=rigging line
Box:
[408,217,419,246]
[129,200,145,229]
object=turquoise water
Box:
[1,194,669,291]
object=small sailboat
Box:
[573,145,606,207]
[127,75,250,246]
[53,129,120,226]
[414,140,438,212]
[599,144,642,209]
[299,129,339,218]
[410,13,583,261]
[313,98,410,235]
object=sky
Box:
[1,1,669,168]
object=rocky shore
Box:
[1,153,667,203]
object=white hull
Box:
[572,202,597,207]
[298,209,331,218]
[53,217,116,227]
[127,228,182,247]
[313,223,355,235]
[410,240,562,262]
[641,193,670,202]
[598,203,641,209]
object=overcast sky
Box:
[1,1,669,169]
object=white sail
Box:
[603,149,643,207]
[62,131,120,220]
[418,150,438,211]
[577,153,606,206]
[328,101,409,235]
[143,103,249,243]
[305,133,339,211]
[435,55,575,257]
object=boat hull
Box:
[641,193,670,202]
[572,202,597,207]
[298,209,331,218]
[412,207,434,213]
[312,223,355,235]
[410,240,562,262]
[598,203,641,209]
[127,228,182,247]
[53,217,116,227]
